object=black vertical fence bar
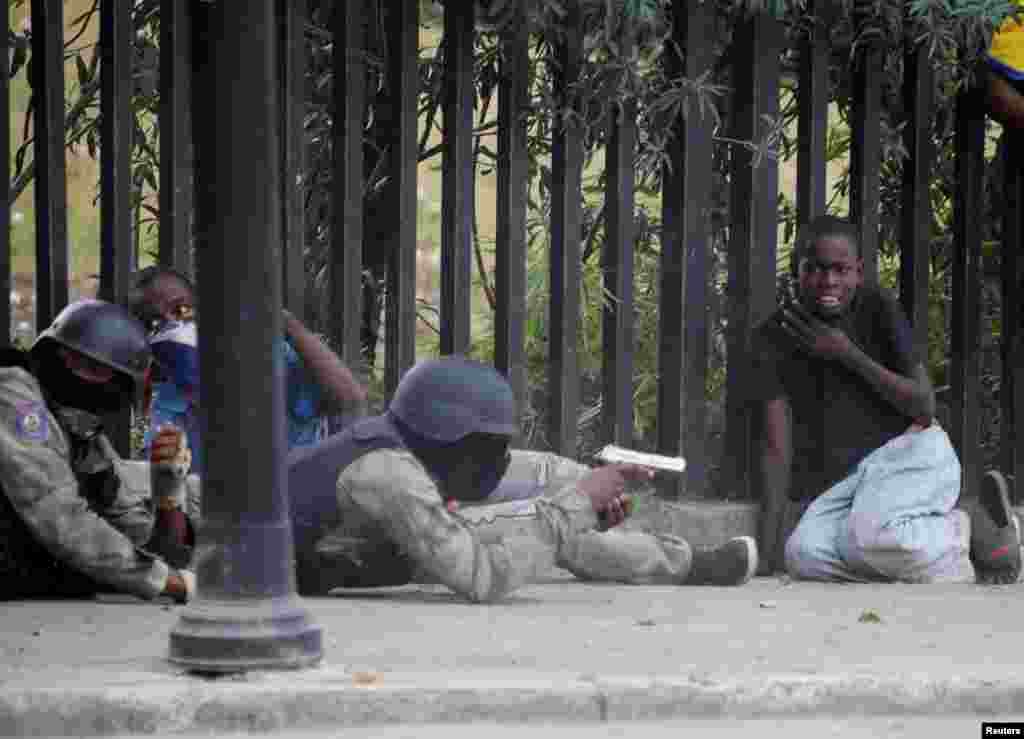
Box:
[189,0,211,271]
[898,37,933,357]
[30,0,69,330]
[99,0,134,303]
[0,6,10,345]
[494,13,529,422]
[1001,131,1024,502]
[949,84,985,499]
[679,0,715,498]
[440,2,474,356]
[849,32,883,285]
[549,0,583,456]
[279,0,307,315]
[170,0,321,673]
[796,0,828,229]
[601,30,636,448]
[724,12,782,499]
[99,0,134,458]
[159,0,193,273]
[331,0,366,366]
[657,0,714,498]
[657,4,685,480]
[384,0,419,394]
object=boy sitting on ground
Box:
[752,216,1020,585]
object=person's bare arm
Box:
[757,397,792,575]
[988,69,1024,131]
[777,302,935,423]
[283,309,367,415]
[838,351,935,424]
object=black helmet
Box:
[32,300,151,382]
[389,357,518,443]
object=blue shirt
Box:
[143,326,324,474]
[279,338,324,449]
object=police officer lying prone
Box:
[288,357,758,603]
[0,303,756,604]
[0,301,194,602]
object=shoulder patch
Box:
[15,401,49,442]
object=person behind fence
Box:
[986,0,1024,132]
[752,215,1021,585]
[127,266,367,474]
[286,356,759,602]
[0,300,195,602]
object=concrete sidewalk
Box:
[2,573,1024,736]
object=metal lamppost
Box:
[168,0,322,672]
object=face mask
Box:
[471,450,511,500]
[36,351,134,417]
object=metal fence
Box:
[4,0,1022,506]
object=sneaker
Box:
[971,470,1022,585]
[687,536,759,586]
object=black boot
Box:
[687,536,758,586]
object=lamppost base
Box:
[168,596,323,674]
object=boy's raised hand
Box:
[776,301,853,362]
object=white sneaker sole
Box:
[730,536,758,585]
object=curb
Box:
[629,500,758,548]
[629,501,1024,549]
[3,670,1023,736]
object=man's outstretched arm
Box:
[338,450,645,602]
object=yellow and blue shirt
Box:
[989,0,1024,80]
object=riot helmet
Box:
[388,356,518,444]
[31,300,151,415]
[33,300,151,382]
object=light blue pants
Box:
[784,426,975,584]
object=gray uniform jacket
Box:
[332,448,601,603]
[0,367,169,599]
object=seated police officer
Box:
[288,357,759,602]
[0,300,193,602]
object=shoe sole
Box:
[973,472,1022,581]
[979,471,1013,529]
[730,536,758,585]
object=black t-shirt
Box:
[749,285,920,501]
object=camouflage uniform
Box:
[0,367,172,600]
[312,448,695,603]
